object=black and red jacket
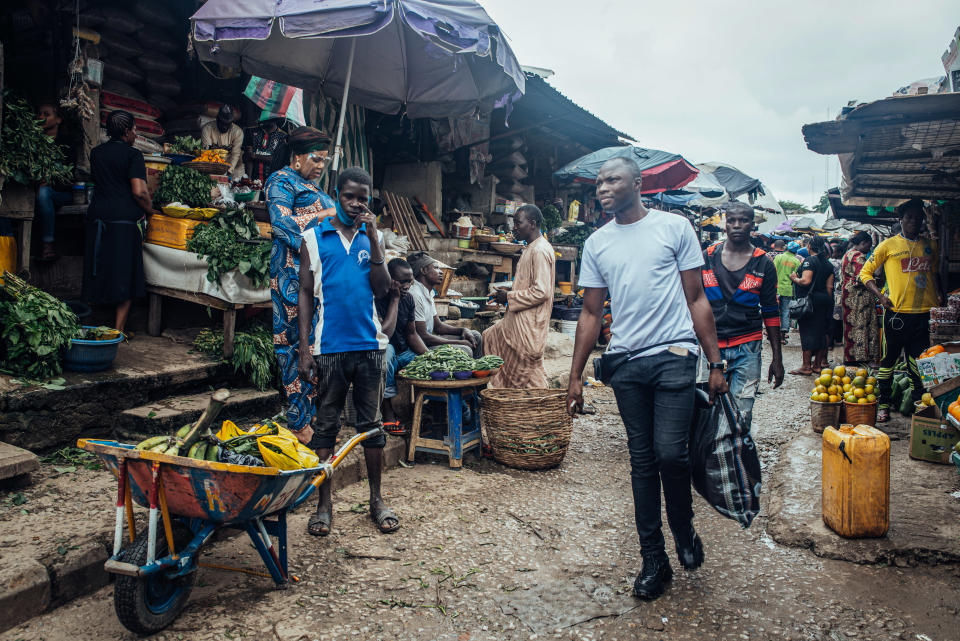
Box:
[701,242,780,348]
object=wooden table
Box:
[146,285,271,358]
[401,376,489,468]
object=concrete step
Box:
[0,441,40,485]
[115,387,283,440]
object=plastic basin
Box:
[63,326,124,372]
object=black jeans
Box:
[308,350,387,450]
[877,311,929,408]
[611,350,697,557]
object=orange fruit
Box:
[821,368,834,378]
[864,384,874,395]
[828,395,840,403]
[842,383,852,393]
[866,394,877,403]
[818,374,832,386]
[858,397,868,404]
[842,376,851,385]
[834,366,847,377]
[811,391,819,400]
[866,376,877,386]
[844,393,856,403]
[818,393,830,402]
[856,368,868,379]
[853,388,865,399]
[816,384,827,394]
[852,376,866,388]
[827,385,839,396]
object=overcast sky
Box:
[479,0,957,207]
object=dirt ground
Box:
[3,342,960,641]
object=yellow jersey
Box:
[858,234,939,313]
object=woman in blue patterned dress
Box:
[265,127,335,434]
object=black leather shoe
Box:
[632,554,673,600]
[675,528,704,570]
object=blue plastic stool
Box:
[405,378,488,468]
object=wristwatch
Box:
[708,361,726,371]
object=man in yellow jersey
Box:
[859,199,942,422]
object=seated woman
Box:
[35,101,78,261]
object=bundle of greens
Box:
[0,272,80,380]
[399,346,503,380]
[554,225,594,259]
[0,91,73,186]
[153,165,214,208]
[186,207,270,289]
[193,324,278,391]
[168,136,201,156]
[541,204,563,233]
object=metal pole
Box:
[331,38,357,174]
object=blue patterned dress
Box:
[265,166,336,430]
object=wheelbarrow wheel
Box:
[114,520,196,635]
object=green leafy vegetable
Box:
[187,207,271,289]
[0,272,80,380]
[153,165,214,208]
[169,135,201,155]
[541,205,563,233]
[193,324,278,391]
[399,346,502,380]
[0,91,73,186]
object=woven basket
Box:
[844,401,877,427]
[810,400,841,434]
[183,160,231,175]
[480,388,572,470]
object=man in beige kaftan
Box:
[483,205,555,389]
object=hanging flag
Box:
[243,76,305,126]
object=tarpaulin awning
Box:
[553,145,698,194]
[696,162,763,199]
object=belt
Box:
[90,219,140,277]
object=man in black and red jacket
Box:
[701,202,784,427]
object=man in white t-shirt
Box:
[566,156,727,601]
[408,253,482,357]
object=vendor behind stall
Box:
[83,110,161,335]
[245,117,287,184]
[201,105,244,179]
[35,100,78,261]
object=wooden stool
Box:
[403,377,488,468]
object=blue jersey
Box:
[302,218,387,355]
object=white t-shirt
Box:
[579,209,703,356]
[410,279,437,334]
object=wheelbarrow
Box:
[77,426,380,635]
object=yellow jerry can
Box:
[822,424,890,538]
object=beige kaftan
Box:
[483,236,555,389]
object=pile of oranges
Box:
[810,366,877,404]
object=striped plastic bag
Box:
[689,390,762,528]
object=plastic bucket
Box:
[63,326,124,372]
[454,224,474,240]
[559,319,578,339]
[558,281,573,295]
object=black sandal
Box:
[307,509,332,537]
[370,505,400,534]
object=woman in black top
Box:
[83,110,160,334]
[788,235,834,375]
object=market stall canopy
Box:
[802,93,960,206]
[190,0,526,120]
[651,171,729,207]
[736,183,783,214]
[696,162,763,199]
[552,145,698,194]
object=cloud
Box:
[481,0,956,206]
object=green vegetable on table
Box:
[187,207,271,289]
[169,136,201,156]
[0,272,81,380]
[399,346,502,380]
[153,165,214,208]
[0,91,73,186]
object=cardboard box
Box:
[909,415,960,464]
[930,375,960,418]
[918,352,960,388]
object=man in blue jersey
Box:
[296,167,399,537]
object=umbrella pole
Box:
[331,37,357,177]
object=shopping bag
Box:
[689,389,762,528]
[257,426,319,471]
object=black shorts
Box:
[308,350,387,450]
